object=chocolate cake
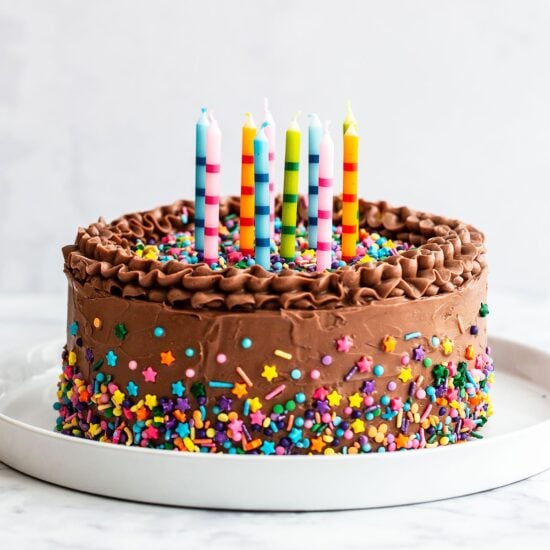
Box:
[55,196,493,455]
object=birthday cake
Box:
[56,196,493,455]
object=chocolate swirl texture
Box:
[62,196,487,311]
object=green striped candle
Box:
[280,115,301,261]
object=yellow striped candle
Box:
[342,122,359,261]
[240,112,256,256]
[280,114,301,261]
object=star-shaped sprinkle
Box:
[248,396,263,412]
[106,350,118,367]
[114,323,128,340]
[160,350,176,366]
[126,381,139,397]
[260,440,276,455]
[176,423,190,438]
[390,397,404,411]
[111,389,125,406]
[395,433,410,449]
[360,380,376,394]
[69,321,78,336]
[171,380,185,397]
[479,303,490,317]
[412,345,425,362]
[142,366,157,383]
[315,400,330,414]
[232,382,248,399]
[310,437,326,453]
[327,390,342,407]
[312,386,329,400]
[217,395,232,412]
[145,425,158,439]
[441,337,453,356]
[351,418,366,434]
[228,419,243,434]
[356,355,373,373]
[250,409,266,425]
[382,335,397,353]
[398,366,413,383]
[348,392,363,408]
[336,335,354,352]
[145,394,158,409]
[261,364,278,383]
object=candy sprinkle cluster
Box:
[55,306,493,455]
[132,210,413,272]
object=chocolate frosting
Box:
[63,196,486,311]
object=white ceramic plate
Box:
[0,337,549,511]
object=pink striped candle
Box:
[263,98,276,240]
[316,121,335,272]
[204,112,222,266]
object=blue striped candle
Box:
[254,123,271,269]
[307,113,322,249]
[194,107,209,253]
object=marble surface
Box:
[0,293,549,548]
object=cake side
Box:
[56,267,492,454]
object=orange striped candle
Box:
[240,112,256,256]
[342,122,359,261]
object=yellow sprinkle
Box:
[68,351,77,366]
[324,447,335,455]
[440,436,450,446]
[183,437,195,452]
[274,349,292,360]
[93,317,102,329]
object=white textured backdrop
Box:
[1,0,549,297]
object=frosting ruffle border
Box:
[63,196,486,310]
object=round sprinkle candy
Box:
[373,365,384,377]
[310,369,321,380]
[295,392,306,403]
[185,368,196,378]
[321,355,333,366]
[93,317,102,329]
[185,347,195,358]
[154,326,165,337]
[241,337,253,349]
[216,353,227,364]
[290,369,302,380]
[128,360,137,371]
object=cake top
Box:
[63,196,486,311]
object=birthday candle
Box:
[343,99,357,135]
[194,107,209,253]
[203,112,221,266]
[280,114,301,261]
[263,98,276,240]
[254,123,271,269]
[307,114,322,249]
[316,122,334,272]
[240,112,256,256]
[342,122,359,261]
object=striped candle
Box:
[316,122,335,272]
[342,122,359,261]
[240,112,256,256]
[280,114,301,261]
[203,112,222,266]
[307,113,322,249]
[254,123,271,269]
[263,98,276,240]
[194,107,209,253]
